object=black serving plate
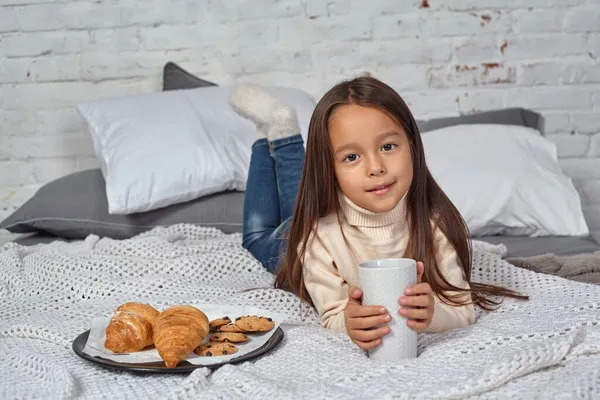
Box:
[72,327,284,374]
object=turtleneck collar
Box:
[338,191,408,228]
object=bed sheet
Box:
[476,235,600,258]
[7,232,71,246]
[0,231,29,247]
[7,232,600,258]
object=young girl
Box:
[229,76,527,351]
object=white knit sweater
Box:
[303,193,474,334]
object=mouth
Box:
[367,181,395,193]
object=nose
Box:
[368,156,386,177]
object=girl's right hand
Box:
[344,286,392,351]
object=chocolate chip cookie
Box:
[234,315,275,332]
[217,323,245,333]
[209,332,248,343]
[209,316,232,331]
[194,342,238,357]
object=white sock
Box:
[228,84,300,141]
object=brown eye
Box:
[344,154,359,162]
[382,143,397,151]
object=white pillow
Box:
[422,124,589,237]
[77,86,316,215]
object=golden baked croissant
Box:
[152,305,210,367]
[104,302,160,353]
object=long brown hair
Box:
[274,76,528,311]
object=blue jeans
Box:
[242,134,305,273]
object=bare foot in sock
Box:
[228,84,301,141]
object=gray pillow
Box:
[0,169,244,239]
[162,62,217,91]
[416,108,545,135]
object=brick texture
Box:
[1,0,599,237]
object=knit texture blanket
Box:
[1,224,599,399]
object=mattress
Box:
[476,235,600,258]
[0,231,34,247]
[6,232,600,259]
[8,232,72,246]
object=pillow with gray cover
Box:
[0,62,545,240]
[0,169,244,239]
[416,107,544,134]
[162,61,217,91]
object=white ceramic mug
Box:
[358,258,418,361]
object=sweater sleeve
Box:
[302,232,348,334]
[425,229,476,333]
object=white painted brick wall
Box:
[1,0,600,239]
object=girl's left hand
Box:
[397,261,435,332]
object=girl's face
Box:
[328,104,413,214]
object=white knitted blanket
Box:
[1,224,599,399]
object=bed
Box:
[478,234,600,258]
[6,231,600,256]
[1,225,599,399]
[1,64,599,399]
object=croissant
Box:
[104,302,160,353]
[152,305,210,368]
